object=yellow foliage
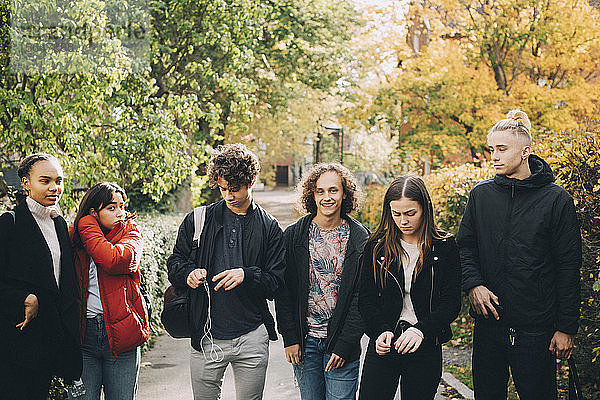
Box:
[357,162,495,233]
[349,0,600,167]
[425,162,496,234]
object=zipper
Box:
[429,245,435,314]
[501,183,516,268]
[387,268,405,335]
[508,327,516,346]
[299,285,307,350]
[430,245,439,346]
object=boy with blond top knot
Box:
[457,110,581,400]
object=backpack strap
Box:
[192,206,207,248]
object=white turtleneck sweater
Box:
[26,197,62,286]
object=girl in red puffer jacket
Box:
[69,182,149,400]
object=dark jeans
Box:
[358,338,441,400]
[472,319,557,400]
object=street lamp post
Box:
[323,124,344,164]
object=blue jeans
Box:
[472,319,557,400]
[71,315,141,400]
[292,336,360,400]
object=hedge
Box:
[538,131,600,398]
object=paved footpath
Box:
[137,189,448,400]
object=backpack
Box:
[161,206,206,338]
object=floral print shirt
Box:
[307,219,350,338]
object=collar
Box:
[215,198,257,225]
[26,196,61,219]
[493,154,554,190]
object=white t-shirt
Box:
[398,239,420,325]
[86,259,104,318]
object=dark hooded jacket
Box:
[457,154,581,334]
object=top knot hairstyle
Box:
[488,109,532,145]
[296,162,362,216]
[207,143,261,191]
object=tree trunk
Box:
[174,175,193,212]
[492,62,508,94]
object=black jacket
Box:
[457,155,581,334]
[275,214,369,362]
[359,236,461,344]
[0,202,82,380]
[166,200,285,350]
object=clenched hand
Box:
[375,331,394,355]
[468,285,500,320]
[16,293,38,330]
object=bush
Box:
[357,163,495,235]
[538,131,600,398]
[356,184,387,231]
[425,162,495,235]
[137,213,183,343]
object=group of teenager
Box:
[0,108,581,400]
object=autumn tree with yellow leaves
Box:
[350,0,600,167]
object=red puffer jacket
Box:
[70,215,149,355]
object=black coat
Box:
[457,155,582,334]
[0,202,82,379]
[275,215,369,362]
[359,236,461,344]
[166,200,285,350]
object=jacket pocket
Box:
[103,284,130,323]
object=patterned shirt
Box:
[307,219,350,338]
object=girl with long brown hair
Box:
[69,182,148,399]
[358,175,461,400]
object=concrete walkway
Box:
[138,188,449,399]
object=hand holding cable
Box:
[187,268,207,289]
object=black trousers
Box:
[358,338,442,400]
[0,361,51,400]
[472,319,557,400]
